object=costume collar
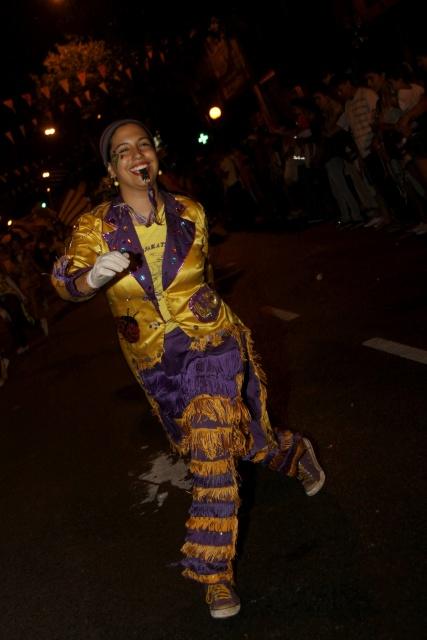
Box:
[102,191,195,301]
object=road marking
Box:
[363,337,427,365]
[262,306,300,321]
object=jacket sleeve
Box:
[51,213,104,302]
[197,203,215,288]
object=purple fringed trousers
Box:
[139,327,305,585]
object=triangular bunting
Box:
[40,86,51,99]
[59,104,66,112]
[77,71,87,86]
[5,131,15,144]
[84,89,91,102]
[125,67,132,80]
[19,125,26,137]
[98,82,109,94]
[21,93,32,107]
[59,78,70,94]
[73,96,82,108]
[3,99,15,112]
[98,64,107,78]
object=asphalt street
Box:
[1,221,426,640]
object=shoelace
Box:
[206,583,232,604]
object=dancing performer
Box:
[52,119,325,619]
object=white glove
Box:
[87,251,130,289]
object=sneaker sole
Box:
[302,438,326,496]
[210,603,241,619]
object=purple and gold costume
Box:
[52,191,305,584]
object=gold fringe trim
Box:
[288,438,307,477]
[188,423,247,460]
[243,331,278,450]
[181,542,235,562]
[182,569,233,584]
[188,323,276,460]
[189,458,233,476]
[185,516,236,532]
[235,371,244,393]
[189,324,245,352]
[240,327,267,384]
[182,394,252,459]
[183,394,252,429]
[193,485,239,503]
[251,446,270,463]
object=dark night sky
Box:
[3,1,425,97]
[3,1,345,97]
[4,0,426,99]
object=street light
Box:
[7,219,12,226]
[42,171,50,178]
[209,106,222,120]
[198,133,209,145]
[44,127,56,136]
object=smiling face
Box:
[107,123,158,192]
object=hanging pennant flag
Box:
[125,67,132,80]
[14,169,21,176]
[23,165,30,173]
[19,125,26,137]
[77,71,87,86]
[117,63,123,72]
[32,118,38,126]
[3,99,15,112]
[98,82,109,94]
[98,64,107,78]
[59,103,66,112]
[84,89,91,102]
[40,86,51,99]
[59,78,70,94]
[73,96,82,108]
[21,93,32,107]
[5,131,15,144]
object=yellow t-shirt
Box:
[135,208,178,333]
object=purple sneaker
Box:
[298,438,326,496]
[205,582,241,619]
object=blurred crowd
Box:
[0,210,66,387]
[159,48,427,236]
